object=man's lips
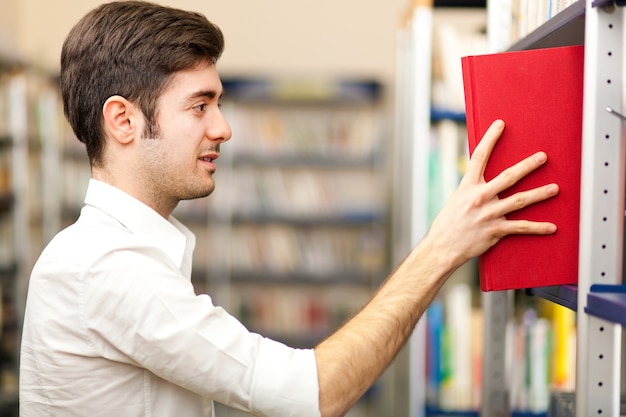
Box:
[199,153,219,170]
[199,152,219,162]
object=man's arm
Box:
[314,119,559,417]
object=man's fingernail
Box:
[535,152,547,164]
[547,184,559,195]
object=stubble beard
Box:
[141,123,216,207]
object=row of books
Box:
[225,104,383,158]
[492,0,581,50]
[229,167,385,219]
[425,284,576,413]
[189,223,387,278]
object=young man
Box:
[19,2,559,417]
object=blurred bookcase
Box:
[180,77,392,349]
[394,2,488,416]
[179,77,393,416]
[0,62,64,415]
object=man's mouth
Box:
[199,152,219,163]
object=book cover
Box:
[461,44,584,291]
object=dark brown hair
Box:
[60,1,225,167]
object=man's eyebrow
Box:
[186,89,224,101]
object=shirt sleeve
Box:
[251,339,320,417]
[81,244,320,417]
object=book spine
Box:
[440,283,473,408]
[551,303,576,390]
[478,257,489,291]
[426,300,443,404]
[529,318,550,412]
[460,57,480,157]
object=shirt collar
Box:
[83,179,196,276]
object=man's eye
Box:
[195,103,207,112]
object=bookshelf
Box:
[0,66,54,414]
[0,64,70,414]
[481,0,626,416]
[0,69,26,411]
[399,0,625,416]
[176,77,391,416]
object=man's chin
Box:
[178,185,214,201]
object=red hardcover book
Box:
[461,45,584,291]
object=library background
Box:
[0,0,624,416]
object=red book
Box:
[461,45,584,292]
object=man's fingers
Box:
[484,151,549,197]
[498,219,557,236]
[466,119,505,181]
[459,117,560,242]
[494,183,560,230]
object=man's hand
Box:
[426,119,559,271]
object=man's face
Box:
[137,62,232,204]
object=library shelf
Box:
[531,283,626,326]
[430,107,466,123]
[221,78,382,104]
[585,284,626,327]
[178,211,385,227]
[526,284,579,311]
[230,212,385,227]
[507,1,585,52]
[425,407,479,416]
[433,0,485,7]
[424,406,547,417]
[227,269,382,286]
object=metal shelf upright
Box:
[576,1,625,414]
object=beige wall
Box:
[0,0,19,61]
[11,0,409,84]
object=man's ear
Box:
[102,95,142,145]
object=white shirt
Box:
[20,179,320,417]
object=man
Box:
[19,2,559,417]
